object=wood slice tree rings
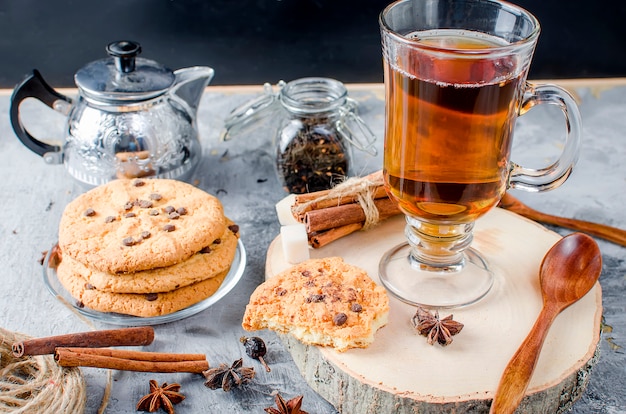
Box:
[266,208,603,413]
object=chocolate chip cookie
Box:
[58,178,226,273]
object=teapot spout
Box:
[171,66,215,115]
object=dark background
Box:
[1,0,625,89]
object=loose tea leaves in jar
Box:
[276,117,349,194]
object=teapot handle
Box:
[10,70,73,160]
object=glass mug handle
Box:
[509,83,582,192]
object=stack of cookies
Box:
[55,178,239,317]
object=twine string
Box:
[294,173,385,230]
[0,327,86,414]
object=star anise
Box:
[264,393,308,414]
[202,358,255,391]
[136,380,185,414]
[411,306,464,346]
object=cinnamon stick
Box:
[293,186,389,221]
[12,327,154,357]
[310,223,363,249]
[60,347,206,362]
[54,347,209,373]
[292,170,386,220]
[304,197,401,234]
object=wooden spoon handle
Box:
[523,210,626,247]
[490,306,557,414]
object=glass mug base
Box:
[378,242,494,309]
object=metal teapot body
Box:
[10,41,214,186]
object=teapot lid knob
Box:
[75,40,175,102]
[106,41,142,73]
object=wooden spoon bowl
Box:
[489,232,602,414]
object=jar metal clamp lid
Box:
[221,77,377,156]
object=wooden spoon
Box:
[489,232,602,414]
[498,193,626,247]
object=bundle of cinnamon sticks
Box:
[12,326,208,373]
[290,170,401,248]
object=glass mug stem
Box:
[404,217,473,271]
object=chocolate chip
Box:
[228,224,240,234]
[306,294,325,303]
[138,200,153,208]
[125,212,136,218]
[140,231,151,239]
[163,224,176,232]
[149,209,159,216]
[200,246,212,254]
[145,293,158,301]
[122,237,135,246]
[76,300,84,308]
[301,270,311,277]
[85,283,95,290]
[213,238,221,244]
[133,180,145,187]
[275,287,287,296]
[168,212,180,220]
[333,313,348,326]
[351,303,363,313]
[149,193,162,201]
[176,207,188,215]
[104,216,116,223]
[84,208,96,217]
[124,202,134,211]
[164,205,176,214]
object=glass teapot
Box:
[9,40,214,186]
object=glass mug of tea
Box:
[379,0,582,308]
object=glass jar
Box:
[222,77,377,193]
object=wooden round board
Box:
[265,207,603,413]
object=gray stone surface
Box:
[0,81,624,413]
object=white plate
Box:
[43,240,247,326]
